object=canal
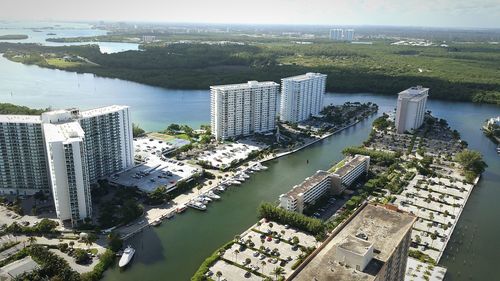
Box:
[0,54,498,281]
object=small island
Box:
[0,34,28,40]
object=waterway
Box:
[0,50,498,281]
[0,21,139,53]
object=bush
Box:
[81,249,116,281]
[258,203,325,235]
[191,241,234,281]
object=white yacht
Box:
[206,191,221,200]
[187,201,207,211]
[119,245,136,267]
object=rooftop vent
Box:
[355,232,368,240]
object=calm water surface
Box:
[0,52,498,281]
[0,21,139,53]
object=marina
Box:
[0,53,497,281]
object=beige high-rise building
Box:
[395,86,429,134]
[292,204,416,281]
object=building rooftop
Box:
[284,170,330,199]
[331,155,369,177]
[338,235,373,256]
[210,81,279,91]
[398,86,429,101]
[0,115,41,124]
[0,256,39,279]
[282,72,327,82]
[43,121,85,143]
[293,204,416,281]
[79,105,129,118]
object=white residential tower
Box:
[211,81,279,140]
[395,86,429,134]
[280,72,327,123]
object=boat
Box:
[119,245,136,267]
[165,211,175,219]
[198,196,212,203]
[231,180,242,185]
[214,186,225,193]
[176,205,187,213]
[187,201,207,211]
[206,191,221,200]
[150,219,162,227]
[241,173,250,179]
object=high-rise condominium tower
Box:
[211,81,279,140]
[280,72,327,123]
[395,86,429,134]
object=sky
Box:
[1,0,499,28]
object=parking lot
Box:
[198,140,266,169]
[110,156,200,193]
[207,220,318,281]
[133,137,190,160]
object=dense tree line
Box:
[0,103,47,115]
[1,41,499,104]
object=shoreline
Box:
[116,114,376,241]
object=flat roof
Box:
[43,121,85,142]
[210,81,279,91]
[282,72,327,82]
[79,105,129,118]
[0,115,41,124]
[293,204,416,281]
[332,155,369,177]
[338,235,373,256]
[398,86,429,101]
[0,256,39,278]
[284,170,330,199]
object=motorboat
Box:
[119,245,136,267]
[187,201,207,211]
[150,219,162,227]
[176,205,187,213]
[206,191,221,200]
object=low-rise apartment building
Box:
[279,170,332,213]
[331,154,370,194]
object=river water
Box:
[0,21,139,53]
[0,49,498,281]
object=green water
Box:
[1,51,497,280]
[102,96,499,281]
[103,117,375,281]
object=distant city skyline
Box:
[1,0,499,29]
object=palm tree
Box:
[271,266,285,280]
[261,261,266,275]
[234,235,241,243]
[216,271,222,281]
[27,236,37,245]
[234,249,239,263]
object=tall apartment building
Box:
[330,154,370,195]
[280,73,327,123]
[395,86,429,134]
[79,106,134,182]
[329,28,343,41]
[329,28,355,41]
[211,81,279,140]
[42,117,92,223]
[344,29,355,41]
[279,170,332,213]
[0,105,133,225]
[0,116,49,195]
[293,204,416,281]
